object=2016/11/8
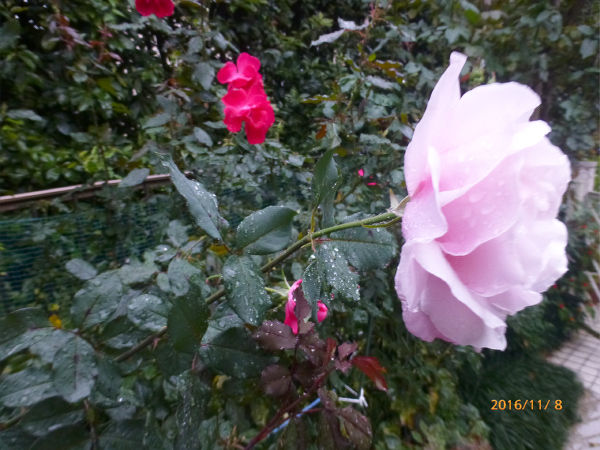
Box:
[491,399,563,411]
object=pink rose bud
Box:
[135,0,174,17]
[284,279,328,335]
[395,52,570,350]
[358,168,365,177]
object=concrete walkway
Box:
[548,308,600,450]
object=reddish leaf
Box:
[351,356,388,392]
[337,342,357,361]
[298,327,324,365]
[334,359,352,374]
[316,124,327,140]
[261,364,292,397]
[253,320,297,351]
[338,406,372,450]
[324,337,337,364]
[293,361,320,388]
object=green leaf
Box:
[127,294,169,332]
[0,308,48,361]
[330,214,397,271]
[193,62,215,90]
[0,368,57,407]
[312,150,340,208]
[90,356,122,408]
[154,339,193,377]
[312,149,341,226]
[168,257,202,297]
[71,271,124,329]
[222,256,271,325]
[142,112,171,129]
[168,282,209,353]
[6,109,44,122]
[202,303,244,344]
[236,206,297,254]
[65,258,97,281]
[580,38,597,59]
[0,20,21,50]
[199,327,272,377]
[99,420,145,449]
[167,220,189,248]
[21,398,85,437]
[302,261,322,314]
[0,429,36,449]
[317,243,359,301]
[174,371,210,449]
[52,334,97,403]
[30,329,73,364]
[119,260,157,285]
[164,157,225,241]
[119,168,149,188]
[29,425,90,450]
[193,126,213,147]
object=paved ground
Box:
[548,307,600,450]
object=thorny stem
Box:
[114,205,406,362]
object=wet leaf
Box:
[199,327,272,378]
[312,149,341,211]
[65,258,97,280]
[0,368,57,407]
[99,420,145,449]
[21,398,85,437]
[166,220,189,248]
[71,271,123,329]
[222,256,270,326]
[52,334,97,403]
[167,258,201,297]
[164,157,225,241]
[127,294,169,332]
[254,320,297,351]
[236,206,296,254]
[0,308,48,361]
[168,282,209,353]
[318,243,359,301]
[118,168,149,188]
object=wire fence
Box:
[0,198,170,312]
[0,173,308,313]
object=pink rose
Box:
[395,52,570,350]
[284,279,328,335]
[217,53,274,145]
[217,53,263,89]
[135,0,174,17]
[221,82,275,145]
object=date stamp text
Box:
[490,400,563,411]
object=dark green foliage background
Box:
[0,0,598,449]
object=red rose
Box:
[217,53,275,145]
[135,0,174,18]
